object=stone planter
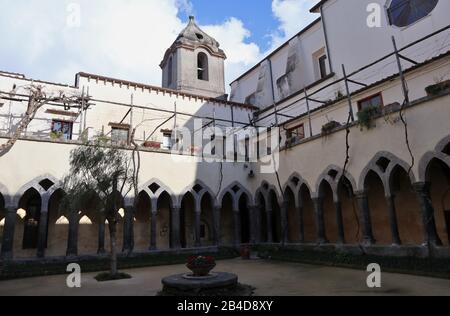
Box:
[186,264,216,277]
[425,80,450,96]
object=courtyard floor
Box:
[0,258,449,296]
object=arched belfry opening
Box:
[197,52,209,81]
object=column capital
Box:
[412,182,431,193]
[354,190,368,199]
[4,207,17,214]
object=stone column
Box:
[266,208,274,243]
[233,210,241,247]
[280,201,289,244]
[150,211,157,250]
[249,205,257,244]
[355,191,376,246]
[386,195,402,245]
[171,207,181,249]
[66,211,79,257]
[212,206,221,246]
[334,201,346,244]
[312,197,328,244]
[413,182,443,246]
[97,214,106,254]
[1,208,17,260]
[122,205,135,254]
[253,205,262,243]
[36,206,49,258]
[297,205,305,243]
[194,210,201,248]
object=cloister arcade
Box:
[1,137,450,260]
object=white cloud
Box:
[0,0,318,90]
[269,0,319,50]
[202,18,262,92]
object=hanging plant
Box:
[357,106,380,131]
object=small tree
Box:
[62,135,133,278]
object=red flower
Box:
[187,255,216,266]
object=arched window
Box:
[387,0,439,28]
[168,57,173,86]
[197,52,209,81]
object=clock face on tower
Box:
[388,0,439,27]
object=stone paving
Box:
[0,258,449,296]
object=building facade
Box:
[1,0,450,260]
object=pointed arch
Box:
[134,190,152,252]
[140,179,177,210]
[220,191,234,246]
[12,174,60,208]
[419,151,450,183]
[435,135,450,154]
[218,181,253,211]
[180,180,216,213]
[315,165,357,202]
[425,156,450,246]
[358,152,415,194]
[283,173,312,208]
[389,164,423,245]
[46,188,68,256]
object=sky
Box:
[0,0,319,88]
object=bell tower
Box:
[160,16,227,99]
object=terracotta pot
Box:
[186,263,216,277]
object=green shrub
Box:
[357,106,380,130]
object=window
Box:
[318,55,328,79]
[111,127,129,146]
[245,136,250,162]
[357,93,384,111]
[387,0,439,28]
[167,57,173,86]
[52,120,73,140]
[286,124,305,143]
[197,52,209,81]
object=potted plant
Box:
[186,256,216,277]
[321,120,341,135]
[50,131,64,140]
